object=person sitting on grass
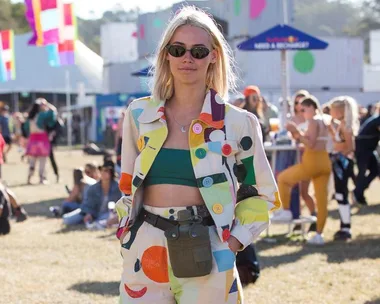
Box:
[0,182,27,235]
[62,160,121,227]
[50,165,98,217]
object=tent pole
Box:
[66,69,72,148]
[13,92,19,112]
[280,0,290,130]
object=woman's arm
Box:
[230,112,281,251]
[66,185,81,202]
[333,124,354,154]
[289,119,319,149]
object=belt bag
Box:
[164,210,212,278]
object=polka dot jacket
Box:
[116,89,281,249]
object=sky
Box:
[11,0,182,19]
[12,0,363,19]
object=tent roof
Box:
[0,33,103,94]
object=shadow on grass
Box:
[328,203,380,220]
[22,198,66,218]
[54,224,88,234]
[69,281,119,297]
[258,234,380,270]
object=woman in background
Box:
[273,96,331,245]
[23,98,57,184]
[329,96,359,240]
[291,90,317,228]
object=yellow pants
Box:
[278,149,332,233]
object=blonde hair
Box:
[329,96,360,136]
[151,6,237,101]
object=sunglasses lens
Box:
[191,47,210,59]
[167,45,210,59]
[168,45,186,57]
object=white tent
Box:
[0,33,103,94]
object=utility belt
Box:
[139,207,214,278]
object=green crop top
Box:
[144,148,197,187]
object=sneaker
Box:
[49,206,61,217]
[271,209,293,223]
[307,233,324,245]
[352,191,367,206]
[333,230,352,241]
[15,207,28,222]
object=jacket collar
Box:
[137,89,225,129]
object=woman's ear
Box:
[210,49,217,64]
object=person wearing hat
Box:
[243,85,267,141]
[63,160,121,226]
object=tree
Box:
[358,0,380,35]
[11,2,30,34]
[0,0,15,31]
[293,0,361,37]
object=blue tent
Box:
[131,66,154,77]
[237,24,328,51]
[237,24,329,131]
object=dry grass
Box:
[1,149,379,304]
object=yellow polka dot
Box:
[212,203,223,214]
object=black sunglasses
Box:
[166,44,210,59]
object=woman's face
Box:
[167,25,217,86]
[294,96,304,114]
[247,94,260,110]
[301,105,316,120]
[100,167,111,181]
[330,106,344,121]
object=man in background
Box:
[0,104,12,162]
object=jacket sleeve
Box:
[230,112,281,249]
[115,104,139,223]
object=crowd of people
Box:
[234,87,379,245]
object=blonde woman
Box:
[329,96,359,240]
[273,96,331,245]
[116,6,280,303]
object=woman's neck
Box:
[169,81,207,112]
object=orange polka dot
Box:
[119,173,132,195]
[141,246,169,283]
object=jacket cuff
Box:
[230,223,253,251]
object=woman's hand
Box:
[285,121,298,133]
[227,236,243,253]
[286,122,301,139]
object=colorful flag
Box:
[46,2,77,66]
[25,0,63,46]
[0,30,16,82]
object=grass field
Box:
[1,149,379,304]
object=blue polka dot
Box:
[202,177,214,188]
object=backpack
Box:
[47,118,65,144]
